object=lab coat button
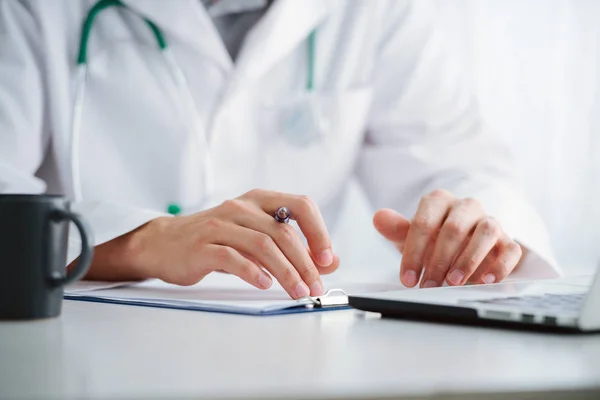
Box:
[167,203,181,215]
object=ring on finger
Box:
[274,206,291,224]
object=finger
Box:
[400,190,454,288]
[466,254,494,284]
[422,238,436,271]
[313,251,340,275]
[219,199,324,296]
[444,217,501,286]
[262,220,325,296]
[443,233,472,281]
[404,239,434,287]
[244,189,335,268]
[423,199,485,287]
[206,245,273,290]
[216,251,262,274]
[475,236,522,284]
[373,208,411,251]
[451,232,471,267]
[203,219,311,300]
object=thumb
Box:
[373,208,410,249]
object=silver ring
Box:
[274,206,291,224]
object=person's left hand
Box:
[373,189,524,288]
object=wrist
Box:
[82,218,167,281]
[117,216,171,279]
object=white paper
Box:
[65,270,405,314]
[65,280,138,293]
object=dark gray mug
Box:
[0,195,93,320]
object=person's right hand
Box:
[115,189,339,299]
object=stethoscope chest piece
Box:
[261,93,329,148]
[276,96,328,147]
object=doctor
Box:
[0,0,559,300]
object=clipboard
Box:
[64,281,353,316]
[64,273,404,316]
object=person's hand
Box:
[373,189,523,288]
[120,189,338,299]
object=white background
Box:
[333,0,600,274]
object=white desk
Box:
[1,300,600,400]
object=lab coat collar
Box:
[122,0,233,73]
[122,0,339,86]
[232,0,340,84]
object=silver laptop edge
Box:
[577,270,600,331]
[466,273,599,329]
[351,268,600,332]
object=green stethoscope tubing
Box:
[306,30,316,91]
[72,0,316,213]
[77,0,315,86]
[77,0,167,64]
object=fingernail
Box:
[403,270,418,287]
[310,280,324,296]
[258,273,272,289]
[316,249,334,266]
[294,282,311,298]
[423,280,439,288]
[483,273,496,284]
[447,270,465,286]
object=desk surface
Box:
[1,299,600,399]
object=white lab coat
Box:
[0,0,560,277]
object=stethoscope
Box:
[72,0,318,215]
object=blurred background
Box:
[333,0,600,275]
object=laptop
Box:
[348,268,600,332]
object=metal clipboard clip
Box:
[300,289,349,308]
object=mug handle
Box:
[48,209,94,287]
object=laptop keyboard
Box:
[466,293,586,313]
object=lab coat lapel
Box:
[231,0,340,88]
[122,0,232,72]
